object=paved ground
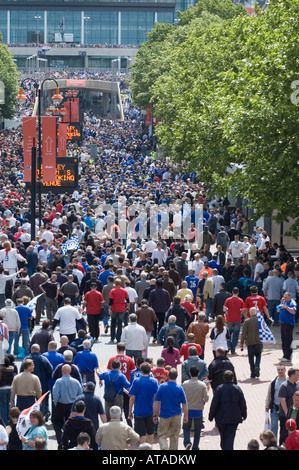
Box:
[18,317,299,451]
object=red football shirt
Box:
[84,290,104,315]
[224,296,245,323]
[107,354,136,381]
[244,295,267,316]
[109,287,129,312]
[152,367,169,384]
[179,342,203,361]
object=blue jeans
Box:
[126,350,143,363]
[205,298,213,318]
[183,416,203,450]
[248,343,263,377]
[7,331,17,354]
[267,299,280,324]
[0,388,11,425]
[270,405,280,437]
[226,322,241,354]
[103,305,109,327]
[15,328,30,355]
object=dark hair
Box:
[77,432,90,446]
[30,410,45,426]
[223,370,234,383]
[168,368,178,381]
[189,366,199,378]
[75,400,86,413]
[111,359,121,369]
[140,362,151,375]
[166,336,175,354]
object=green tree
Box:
[0,33,20,119]
[131,0,299,237]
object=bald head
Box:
[61,364,72,376]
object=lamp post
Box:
[17,78,63,239]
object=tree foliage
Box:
[0,33,20,119]
[130,0,299,237]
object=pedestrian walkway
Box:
[27,319,299,451]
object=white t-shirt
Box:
[0,425,8,450]
[125,287,138,304]
[54,305,82,335]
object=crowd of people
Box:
[0,70,298,451]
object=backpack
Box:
[103,372,120,402]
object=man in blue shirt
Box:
[73,339,99,383]
[277,292,297,362]
[185,269,199,299]
[129,362,158,446]
[153,368,188,450]
[99,264,115,287]
[52,363,83,448]
[15,297,32,356]
[98,358,130,421]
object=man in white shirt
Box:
[121,313,148,362]
[229,235,244,265]
[151,242,166,266]
[51,297,82,343]
[125,280,138,314]
[42,228,54,244]
[211,269,225,296]
[242,236,250,259]
[144,238,157,255]
[52,214,63,232]
[192,253,204,277]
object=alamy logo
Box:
[291,80,299,104]
[0,81,4,104]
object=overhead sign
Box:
[67,122,82,142]
[26,158,78,193]
[22,116,37,182]
[42,116,56,183]
[66,79,86,87]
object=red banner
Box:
[58,122,68,157]
[42,116,56,183]
[70,98,79,122]
[66,79,86,87]
[22,117,37,182]
[62,100,71,123]
[146,104,152,127]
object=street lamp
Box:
[34,15,42,43]
[17,78,63,240]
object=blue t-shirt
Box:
[15,305,32,330]
[43,351,65,389]
[99,369,130,394]
[129,375,158,417]
[155,381,187,419]
[185,275,199,298]
[279,299,297,325]
[73,350,99,372]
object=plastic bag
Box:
[264,411,271,430]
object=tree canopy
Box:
[130,0,299,237]
[0,33,20,119]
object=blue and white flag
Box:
[26,294,42,312]
[61,235,80,255]
[257,309,276,344]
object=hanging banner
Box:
[146,104,152,127]
[58,122,68,157]
[70,98,80,122]
[62,99,71,123]
[22,117,37,182]
[42,116,56,183]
